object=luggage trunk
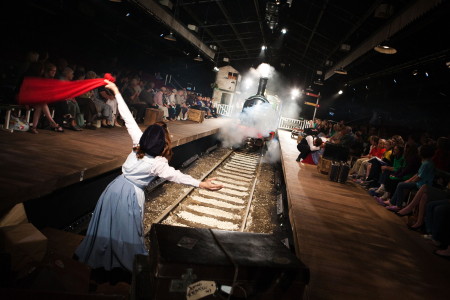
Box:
[329,162,341,182]
[133,224,310,300]
[144,108,164,126]
[338,163,350,183]
[187,109,206,123]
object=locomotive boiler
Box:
[239,76,276,151]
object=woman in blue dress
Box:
[75,80,223,272]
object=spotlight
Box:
[164,32,176,42]
[425,72,429,77]
[291,88,300,97]
[374,43,397,54]
[261,45,267,50]
[193,54,203,62]
[393,79,397,83]
[338,90,343,95]
[412,70,418,76]
[281,28,287,34]
[334,67,347,75]
[314,78,324,86]
[446,61,450,68]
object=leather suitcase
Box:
[187,109,205,123]
[135,224,310,300]
[338,163,350,183]
[144,108,164,126]
[329,161,341,182]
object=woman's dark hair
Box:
[403,143,419,160]
[392,145,404,159]
[133,122,173,160]
[314,137,323,147]
[419,144,436,159]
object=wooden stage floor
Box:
[277,129,450,300]
[0,117,227,215]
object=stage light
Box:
[261,45,267,50]
[374,43,397,54]
[334,67,347,75]
[194,54,203,62]
[164,32,176,42]
[291,88,300,97]
[281,28,287,34]
[338,90,343,95]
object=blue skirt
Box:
[75,174,148,272]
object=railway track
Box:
[145,149,263,234]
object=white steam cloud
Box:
[218,103,279,148]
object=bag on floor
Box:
[9,115,29,132]
[329,162,341,182]
[338,163,350,183]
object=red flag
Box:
[17,73,115,105]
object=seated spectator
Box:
[424,198,450,259]
[122,76,147,123]
[139,81,157,109]
[381,144,436,212]
[349,130,364,157]
[432,137,450,189]
[361,139,393,186]
[369,144,404,195]
[208,101,218,118]
[397,182,450,230]
[375,143,421,202]
[86,71,114,128]
[74,70,99,130]
[24,61,64,133]
[351,136,385,180]
[52,67,83,131]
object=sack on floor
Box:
[9,115,29,132]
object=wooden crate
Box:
[144,108,164,126]
[187,109,205,123]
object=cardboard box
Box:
[0,223,47,275]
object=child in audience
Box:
[381,144,436,212]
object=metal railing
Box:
[216,103,235,116]
[215,103,312,130]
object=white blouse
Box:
[116,93,200,209]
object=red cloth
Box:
[17,73,115,105]
[302,153,316,165]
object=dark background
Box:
[1,0,449,136]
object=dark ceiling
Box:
[1,0,450,131]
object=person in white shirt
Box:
[75,80,222,272]
[296,128,323,163]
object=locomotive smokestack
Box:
[257,77,268,96]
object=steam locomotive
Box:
[238,77,276,152]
